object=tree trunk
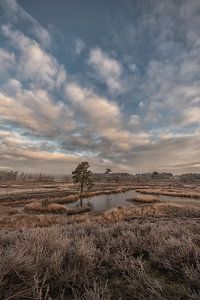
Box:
[80,172,84,206]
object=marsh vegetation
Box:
[1,168,200,299]
[1,219,200,299]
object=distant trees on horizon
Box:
[0,171,54,183]
[1,168,200,184]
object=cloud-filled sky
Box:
[0,0,200,174]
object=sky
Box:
[0,0,200,175]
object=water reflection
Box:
[105,195,112,210]
[67,189,200,212]
[68,190,136,211]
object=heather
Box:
[1,218,200,299]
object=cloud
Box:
[1,25,66,90]
[88,48,123,95]
[0,129,133,174]
[0,0,51,47]
[131,132,200,174]
[74,38,85,55]
[0,90,75,136]
[182,107,200,125]
[65,82,151,152]
[0,48,15,76]
[65,81,122,143]
[1,0,200,174]
[65,82,121,123]
[1,79,21,96]
[129,63,138,73]
[129,115,141,127]
[0,129,80,173]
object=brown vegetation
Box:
[135,187,200,198]
[1,219,200,299]
[65,206,91,215]
[0,205,18,215]
[1,202,200,230]
[0,189,75,203]
[24,202,67,214]
[128,194,159,203]
[98,202,200,223]
[24,201,91,215]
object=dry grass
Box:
[52,194,80,204]
[1,219,200,299]
[24,201,91,216]
[1,202,200,230]
[24,202,67,214]
[0,205,18,215]
[135,188,200,199]
[65,206,91,215]
[128,194,159,203]
[0,213,90,229]
[99,203,200,223]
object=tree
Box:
[105,168,112,174]
[72,161,94,206]
[105,168,112,182]
[152,171,159,185]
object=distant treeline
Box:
[0,170,200,183]
[91,172,200,183]
[0,171,54,182]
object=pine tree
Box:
[72,161,94,206]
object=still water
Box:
[67,190,200,212]
[67,190,138,211]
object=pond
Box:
[66,189,200,212]
[67,190,138,211]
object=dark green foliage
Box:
[72,161,94,195]
[105,168,112,174]
[152,171,159,179]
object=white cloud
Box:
[74,38,85,55]
[0,90,75,136]
[65,82,151,150]
[88,48,123,94]
[65,82,121,130]
[1,25,66,90]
